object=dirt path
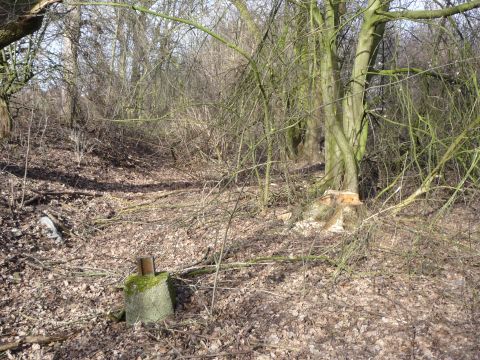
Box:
[1,136,479,359]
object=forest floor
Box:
[1,123,479,359]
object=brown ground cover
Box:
[1,125,479,359]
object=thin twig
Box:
[180,351,253,359]
[20,110,33,208]
[178,254,336,278]
[210,188,243,313]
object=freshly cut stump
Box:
[124,272,175,325]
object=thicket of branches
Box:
[4,0,480,210]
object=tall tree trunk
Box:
[342,0,389,161]
[298,4,323,163]
[129,6,149,120]
[310,0,389,194]
[283,3,323,163]
[312,0,480,198]
[62,4,82,127]
[312,0,358,192]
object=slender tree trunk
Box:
[284,3,323,163]
[62,4,82,127]
[312,1,358,192]
[0,95,11,138]
[314,0,480,197]
[129,5,150,119]
[116,10,128,83]
[0,50,11,139]
[299,4,323,164]
[311,0,389,193]
[342,0,390,160]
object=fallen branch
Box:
[24,189,100,206]
[115,190,189,214]
[0,334,69,352]
[177,254,336,277]
[32,189,101,197]
[180,351,253,359]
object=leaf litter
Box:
[0,129,479,359]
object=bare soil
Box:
[1,123,479,359]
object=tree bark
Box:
[62,3,82,127]
[0,0,60,50]
[0,95,11,138]
[342,0,389,160]
[129,5,149,119]
[312,0,358,191]
[377,0,480,21]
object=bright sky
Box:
[393,0,434,10]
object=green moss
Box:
[124,272,169,296]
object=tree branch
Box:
[230,0,261,42]
[0,0,61,49]
[369,67,463,85]
[177,255,336,277]
[377,0,480,21]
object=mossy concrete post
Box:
[124,256,175,325]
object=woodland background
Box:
[0,0,479,359]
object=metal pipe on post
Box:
[136,256,155,276]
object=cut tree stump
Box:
[302,190,363,233]
[124,256,175,325]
